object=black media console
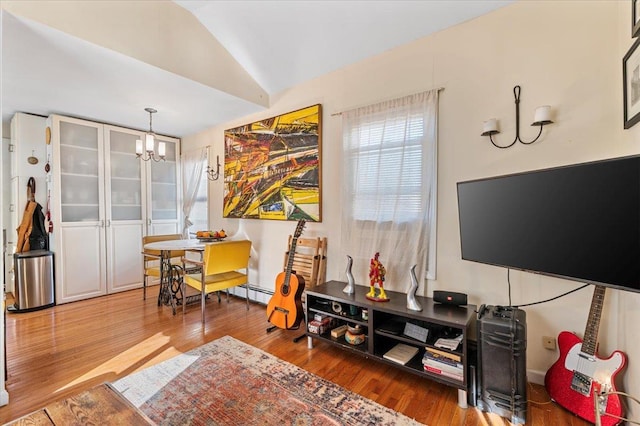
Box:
[305,280,477,407]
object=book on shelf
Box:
[423,359,463,376]
[383,343,419,365]
[424,365,464,381]
[377,320,405,335]
[422,351,463,369]
[424,346,461,362]
[434,335,462,351]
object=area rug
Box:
[112,335,422,425]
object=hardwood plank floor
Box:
[0,287,589,425]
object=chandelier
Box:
[136,107,166,161]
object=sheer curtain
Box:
[341,89,439,292]
[181,146,207,238]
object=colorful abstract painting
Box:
[223,104,322,221]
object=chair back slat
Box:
[283,236,327,288]
[142,234,185,260]
[203,240,252,276]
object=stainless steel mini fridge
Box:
[10,250,55,312]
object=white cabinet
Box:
[49,115,181,304]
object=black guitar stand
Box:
[266,308,306,343]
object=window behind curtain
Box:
[348,114,425,223]
[182,147,208,237]
[188,173,208,234]
[341,90,439,291]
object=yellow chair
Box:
[182,239,252,324]
[142,234,185,301]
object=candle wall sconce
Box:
[206,155,222,181]
[481,85,554,149]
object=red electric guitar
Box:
[544,285,626,426]
[266,220,306,330]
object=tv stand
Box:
[305,280,476,408]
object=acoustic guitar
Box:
[266,220,306,330]
[544,285,626,426]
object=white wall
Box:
[183,0,639,416]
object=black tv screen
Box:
[456,155,640,293]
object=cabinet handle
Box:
[106,219,111,227]
[100,220,105,228]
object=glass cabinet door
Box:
[107,129,143,221]
[59,121,102,222]
[150,138,179,222]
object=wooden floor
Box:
[0,287,589,425]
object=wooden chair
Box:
[284,236,327,290]
[181,239,252,324]
[141,234,185,301]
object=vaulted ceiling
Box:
[1,0,511,138]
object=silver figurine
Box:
[343,255,355,294]
[407,264,423,311]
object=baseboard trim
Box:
[0,389,9,406]
[527,369,546,386]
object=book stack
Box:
[422,347,463,382]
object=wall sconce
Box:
[206,155,222,181]
[481,85,554,149]
[136,107,166,161]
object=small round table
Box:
[143,239,206,314]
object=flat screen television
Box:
[456,155,640,293]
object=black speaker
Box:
[477,305,527,424]
[433,290,467,306]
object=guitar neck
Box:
[284,238,299,282]
[283,220,305,287]
[581,285,606,356]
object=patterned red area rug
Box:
[113,335,423,425]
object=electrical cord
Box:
[594,390,640,425]
[506,268,590,308]
[507,269,512,306]
[526,382,552,405]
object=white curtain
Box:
[181,146,207,238]
[340,89,439,293]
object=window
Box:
[188,172,208,234]
[347,114,426,223]
[341,90,439,288]
[181,147,208,237]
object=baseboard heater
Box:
[240,284,274,296]
[239,284,274,306]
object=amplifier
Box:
[477,305,527,424]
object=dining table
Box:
[143,238,222,314]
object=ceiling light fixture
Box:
[136,107,166,161]
[481,85,554,149]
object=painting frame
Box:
[624,38,640,129]
[222,104,322,222]
[633,0,640,38]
